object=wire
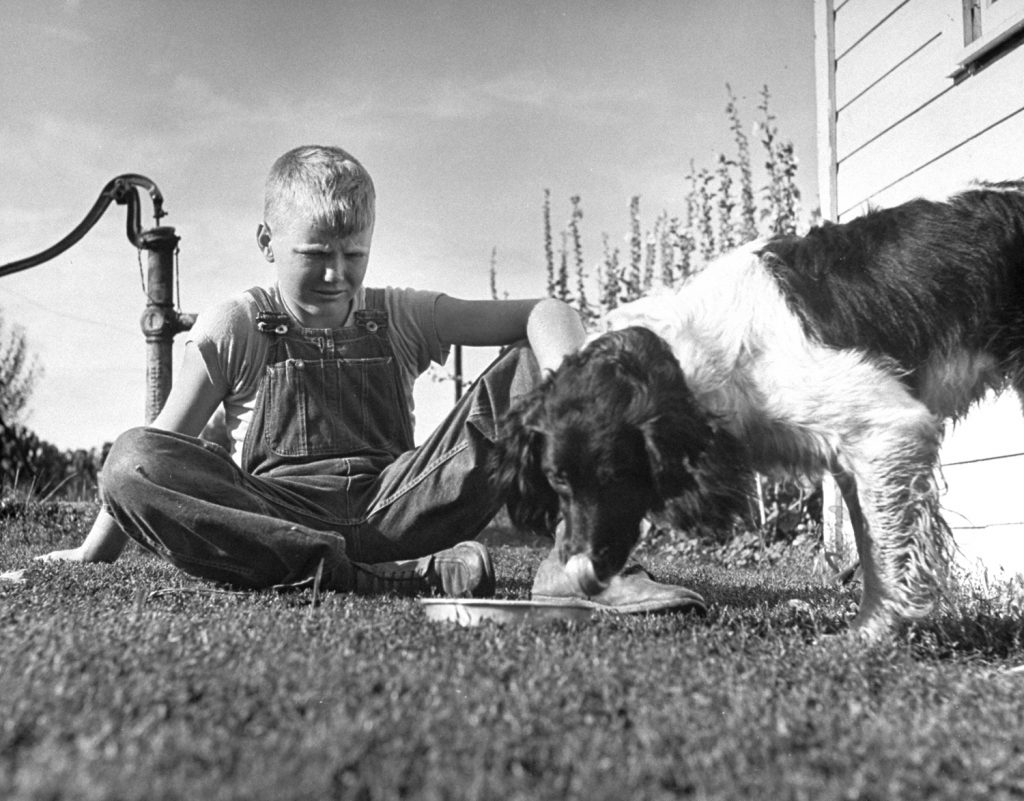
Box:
[942,452,1024,468]
[0,284,137,336]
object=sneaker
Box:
[530,551,706,615]
[350,541,494,598]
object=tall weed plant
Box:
[538,85,808,320]
[529,86,818,545]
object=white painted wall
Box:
[817,0,1024,577]
[833,0,1024,217]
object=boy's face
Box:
[258,217,372,328]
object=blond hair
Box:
[264,145,375,234]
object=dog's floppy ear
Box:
[622,330,717,507]
[640,393,715,507]
[643,385,751,532]
[490,390,560,537]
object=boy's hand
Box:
[34,509,128,564]
[35,546,88,563]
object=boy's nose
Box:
[323,260,343,283]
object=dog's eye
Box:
[545,470,570,491]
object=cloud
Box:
[377,68,633,127]
[39,24,92,44]
[478,71,564,109]
[170,73,244,118]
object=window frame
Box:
[952,0,1024,76]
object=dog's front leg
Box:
[831,467,895,638]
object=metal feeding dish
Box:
[419,597,597,626]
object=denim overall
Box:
[241,286,413,523]
[100,286,541,589]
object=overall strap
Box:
[246,287,290,336]
[355,287,389,333]
[363,287,386,310]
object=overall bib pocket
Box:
[262,355,402,458]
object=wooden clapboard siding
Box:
[837,29,952,161]
[836,44,1024,216]
[851,109,1024,213]
[834,0,945,109]
[941,392,1024,473]
[833,0,913,60]
[816,0,1024,575]
[943,457,1024,529]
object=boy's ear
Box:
[256,224,274,262]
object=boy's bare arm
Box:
[148,342,226,437]
[41,506,129,563]
[37,344,225,564]
[435,296,585,374]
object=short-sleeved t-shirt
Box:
[186,284,450,465]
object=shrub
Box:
[0,307,42,425]
[0,419,108,502]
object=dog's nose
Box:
[565,553,607,596]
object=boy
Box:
[42,145,704,612]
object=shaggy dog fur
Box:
[491,326,749,582]
[493,180,1024,637]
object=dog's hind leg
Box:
[747,331,953,634]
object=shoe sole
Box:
[531,593,707,615]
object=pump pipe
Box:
[0,175,194,421]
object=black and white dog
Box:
[494,180,1024,637]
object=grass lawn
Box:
[2,501,1024,801]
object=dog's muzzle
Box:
[564,553,609,597]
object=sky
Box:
[0,0,818,450]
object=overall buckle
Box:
[256,312,290,335]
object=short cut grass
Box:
[4,504,1024,801]
[263,145,375,236]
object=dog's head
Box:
[491,326,737,592]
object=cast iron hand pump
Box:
[0,174,195,421]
